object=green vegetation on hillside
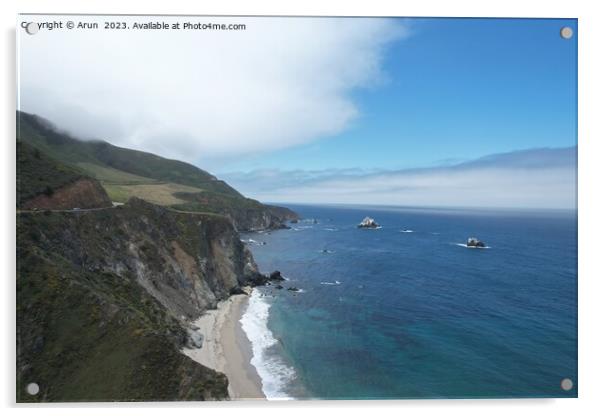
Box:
[17,208,230,401]
[17,111,298,229]
[173,191,298,230]
[75,162,156,184]
[17,111,241,197]
[16,141,83,207]
[15,111,295,401]
[104,182,204,205]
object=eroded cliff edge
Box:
[16,111,298,402]
[17,111,299,230]
[17,198,264,402]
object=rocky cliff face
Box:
[16,112,299,402]
[21,178,112,211]
[224,204,299,232]
[17,198,260,402]
[172,192,299,232]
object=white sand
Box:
[182,292,265,400]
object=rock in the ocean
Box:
[358,216,379,228]
[287,287,300,292]
[467,237,486,248]
[246,271,269,286]
[269,270,285,281]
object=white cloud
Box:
[18,16,408,167]
[222,147,577,209]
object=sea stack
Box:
[358,216,379,228]
[467,237,486,248]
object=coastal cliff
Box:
[17,198,262,401]
[17,111,297,230]
[172,191,298,231]
[16,111,296,402]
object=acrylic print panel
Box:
[16,15,577,402]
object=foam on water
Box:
[240,290,297,400]
[241,238,266,246]
[454,243,491,249]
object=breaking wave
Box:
[454,243,491,249]
[240,290,296,400]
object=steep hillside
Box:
[17,111,298,230]
[16,111,294,402]
[173,191,299,231]
[17,111,240,196]
[17,198,262,402]
[17,141,112,210]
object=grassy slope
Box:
[16,141,84,207]
[17,111,241,197]
[16,112,263,211]
[103,183,203,205]
[75,162,156,184]
[17,111,298,229]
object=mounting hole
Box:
[560,27,573,40]
[561,378,573,391]
[25,22,39,35]
[26,382,39,395]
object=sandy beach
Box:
[182,291,265,400]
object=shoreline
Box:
[182,291,266,400]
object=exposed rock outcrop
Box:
[16,111,300,402]
[16,198,263,402]
[21,178,112,211]
[171,191,299,232]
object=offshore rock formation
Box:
[358,216,380,228]
[467,237,486,248]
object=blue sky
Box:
[220,18,577,173]
[20,16,577,208]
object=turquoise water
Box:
[243,204,577,399]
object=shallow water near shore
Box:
[242,204,577,400]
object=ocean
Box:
[240,204,577,400]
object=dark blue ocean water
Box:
[243,204,577,399]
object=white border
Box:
[2,1,601,415]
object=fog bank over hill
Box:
[18,17,408,168]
